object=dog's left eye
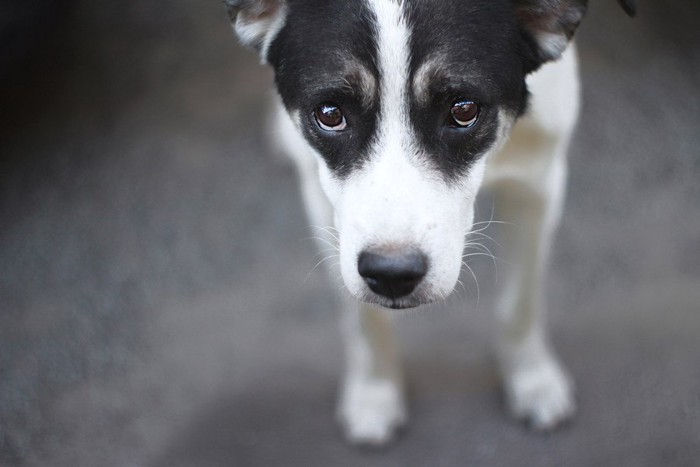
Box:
[449,100,480,127]
[314,104,347,131]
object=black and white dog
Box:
[224,0,635,445]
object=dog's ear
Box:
[223,0,286,57]
[515,0,636,73]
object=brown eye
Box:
[315,104,347,131]
[450,100,479,127]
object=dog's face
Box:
[226,0,586,308]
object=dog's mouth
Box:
[360,288,439,310]
[363,296,425,310]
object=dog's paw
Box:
[337,378,407,446]
[503,357,575,431]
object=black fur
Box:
[405,0,530,180]
[267,1,380,178]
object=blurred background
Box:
[1,1,698,466]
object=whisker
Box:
[470,220,515,228]
[467,230,502,249]
[310,225,341,242]
[304,235,339,252]
[312,246,340,259]
[464,242,499,274]
[455,278,468,302]
[464,241,495,256]
[461,260,480,307]
[461,251,506,262]
[304,254,340,283]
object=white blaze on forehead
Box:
[368,0,412,156]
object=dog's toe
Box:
[337,378,407,446]
[504,357,575,431]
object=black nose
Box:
[358,250,428,299]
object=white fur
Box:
[242,0,580,446]
[534,31,571,62]
[233,3,287,64]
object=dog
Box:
[223,0,635,445]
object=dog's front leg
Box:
[337,302,406,445]
[489,141,575,431]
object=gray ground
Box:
[1,1,699,466]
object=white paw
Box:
[503,357,575,430]
[337,378,407,446]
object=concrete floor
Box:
[1,1,699,466]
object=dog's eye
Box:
[449,100,479,127]
[314,104,347,131]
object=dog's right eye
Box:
[314,104,347,131]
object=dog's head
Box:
[225,0,634,309]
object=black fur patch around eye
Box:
[405,0,529,180]
[266,1,381,178]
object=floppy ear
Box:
[223,0,286,58]
[515,0,636,72]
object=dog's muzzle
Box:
[357,249,428,306]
